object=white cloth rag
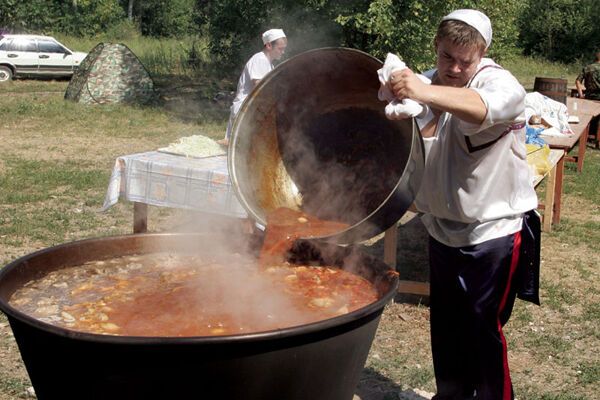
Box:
[377,53,433,129]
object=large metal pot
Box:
[229,47,424,243]
[0,233,398,400]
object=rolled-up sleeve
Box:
[457,69,526,135]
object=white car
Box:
[0,34,87,82]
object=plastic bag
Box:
[526,144,551,176]
[525,125,546,146]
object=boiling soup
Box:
[9,253,378,337]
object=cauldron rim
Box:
[0,232,398,345]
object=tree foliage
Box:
[205,0,524,75]
[0,0,61,33]
[62,0,126,37]
[518,0,600,63]
[206,0,348,74]
[0,0,597,77]
[335,0,524,71]
[0,0,198,38]
[138,0,198,37]
[0,0,124,36]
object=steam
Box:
[143,206,373,333]
[266,7,344,60]
[184,260,316,332]
[143,212,325,332]
[276,107,404,228]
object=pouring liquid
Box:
[259,207,349,266]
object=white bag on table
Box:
[524,92,573,135]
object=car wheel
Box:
[0,66,13,82]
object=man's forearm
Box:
[575,80,584,98]
[417,85,487,124]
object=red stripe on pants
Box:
[497,231,521,400]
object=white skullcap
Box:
[262,29,286,45]
[442,9,492,49]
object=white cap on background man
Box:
[262,29,286,45]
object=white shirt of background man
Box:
[224,51,273,140]
[233,51,273,105]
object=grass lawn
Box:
[0,54,598,399]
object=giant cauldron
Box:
[0,233,398,400]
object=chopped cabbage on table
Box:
[158,135,226,158]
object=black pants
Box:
[429,232,521,400]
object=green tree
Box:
[60,0,125,36]
[0,0,124,37]
[519,0,599,63]
[138,0,198,37]
[206,0,370,75]
[0,0,60,33]
[336,0,523,72]
[205,0,524,77]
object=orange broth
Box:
[259,207,349,265]
[9,254,377,336]
[9,208,378,337]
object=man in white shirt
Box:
[217,29,287,146]
[388,9,539,400]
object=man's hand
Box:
[389,69,429,103]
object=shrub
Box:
[207,0,524,77]
[139,0,198,37]
[518,0,600,63]
[59,0,126,37]
[336,0,523,71]
[207,0,347,76]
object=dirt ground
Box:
[0,82,598,400]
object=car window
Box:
[5,38,38,52]
[38,40,67,54]
[0,41,7,51]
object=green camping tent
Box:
[65,43,156,105]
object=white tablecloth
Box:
[102,151,247,218]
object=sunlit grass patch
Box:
[580,302,600,333]
[526,333,573,362]
[404,365,435,388]
[0,202,104,244]
[511,302,534,326]
[563,148,600,204]
[547,218,600,250]
[0,79,69,94]
[517,390,588,400]
[541,281,577,311]
[0,372,29,399]
[0,157,108,203]
[365,351,436,393]
[502,55,580,91]
[571,257,594,281]
[1,82,228,142]
[578,361,599,385]
[0,156,109,244]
